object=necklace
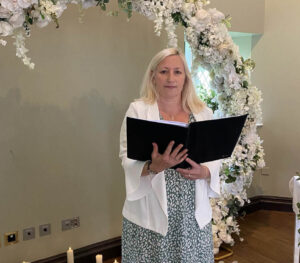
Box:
[159,110,178,121]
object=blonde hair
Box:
[139,47,205,113]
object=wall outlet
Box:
[4,231,19,246]
[62,216,80,231]
[261,167,270,176]
[39,224,51,237]
[23,227,35,241]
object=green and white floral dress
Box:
[122,113,214,263]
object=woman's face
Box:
[153,55,186,101]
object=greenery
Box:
[222,15,232,29]
[171,12,188,28]
[227,197,243,218]
[196,84,218,112]
[96,0,110,11]
[118,0,133,19]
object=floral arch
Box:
[0,0,265,254]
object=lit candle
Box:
[96,254,103,263]
[67,247,74,263]
[113,260,119,263]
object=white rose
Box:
[218,42,230,55]
[0,0,21,12]
[208,8,225,23]
[224,234,234,244]
[257,159,265,168]
[219,230,227,241]
[226,216,233,225]
[195,9,211,24]
[30,9,51,28]
[54,2,67,18]
[182,3,194,16]
[17,0,38,9]
[212,224,218,234]
[0,6,11,19]
[9,11,25,28]
[189,17,198,27]
[36,14,52,28]
[228,71,240,85]
[0,21,13,36]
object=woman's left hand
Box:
[176,157,210,181]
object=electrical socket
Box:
[4,231,19,246]
[23,227,35,241]
[39,223,51,237]
[261,167,270,176]
[62,216,80,231]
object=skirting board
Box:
[32,195,292,263]
[33,237,121,263]
[242,195,292,214]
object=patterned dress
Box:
[122,114,214,263]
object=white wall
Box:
[210,0,264,34]
[250,0,300,197]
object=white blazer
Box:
[119,100,221,236]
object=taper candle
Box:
[96,254,103,263]
[67,247,74,263]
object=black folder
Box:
[126,114,248,168]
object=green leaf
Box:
[40,11,45,20]
[171,12,188,28]
[196,85,218,112]
[222,15,232,28]
[225,175,237,184]
[242,81,248,89]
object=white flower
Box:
[208,8,225,23]
[0,21,13,36]
[13,29,35,69]
[39,0,67,18]
[0,38,7,45]
[0,0,21,12]
[17,0,38,9]
[257,159,265,168]
[195,9,211,24]
[9,11,25,28]
[31,9,52,28]
[0,6,11,19]
[226,216,233,225]
[212,224,218,234]
[181,3,195,17]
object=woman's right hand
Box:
[150,141,188,173]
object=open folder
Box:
[126,114,248,168]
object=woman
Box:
[119,48,220,263]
